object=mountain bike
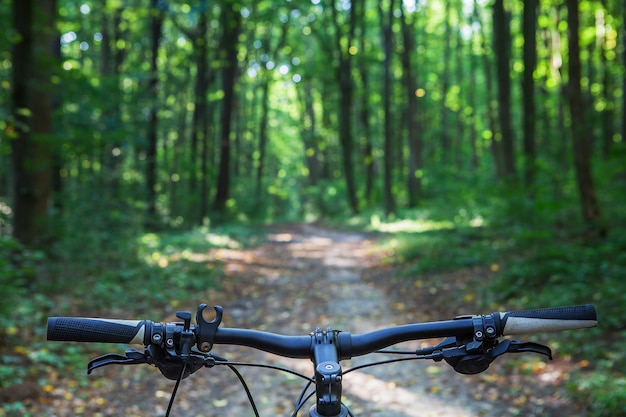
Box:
[47,303,597,417]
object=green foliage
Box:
[490,231,626,330]
[364,171,625,414]
[0,237,44,316]
[0,401,34,417]
[381,226,500,275]
[487,224,626,417]
[570,358,626,417]
[0,292,92,391]
[0,207,270,400]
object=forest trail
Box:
[34,223,585,417]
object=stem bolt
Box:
[200,342,211,352]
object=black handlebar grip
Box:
[47,317,151,344]
[499,304,597,336]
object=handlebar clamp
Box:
[195,304,223,352]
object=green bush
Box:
[0,237,43,317]
[490,232,626,329]
[571,369,626,416]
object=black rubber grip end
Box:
[47,317,144,344]
[505,304,596,321]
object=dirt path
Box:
[32,224,586,417]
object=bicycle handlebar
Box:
[46,304,597,417]
[47,304,597,358]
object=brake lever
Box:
[436,339,552,375]
[506,340,553,360]
[88,348,147,374]
[87,346,218,380]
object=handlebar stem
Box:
[309,328,347,417]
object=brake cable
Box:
[217,360,315,417]
[165,363,187,417]
[341,354,440,376]
[223,363,260,417]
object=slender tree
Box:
[596,2,613,158]
[440,0,452,163]
[214,1,242,213]
[617,0,626,150]
[399,5,422,207]
[622,0,626,146]
[256,20,289,199]
[379,0,396,216]
[492,0,516,178]
[174,0,211,222]
[467,1,480,169]
[356,1,374,204]
[475,1,503,178]
[10,0,57,247]
[566,0,604,236]
[454,7,466,169]
[100,3,126,200]
[196,3,212,224]
[522,0,538,189]
[145,0,164,225]
[329,0,360,214]
[298,79,320,187]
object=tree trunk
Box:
[522,0,538,189]
[10,0,56,247]
[100,3,126,199]
[199,100,212,225]
[622,0,626,147]
[475,1,503,178]
[145,0,163,226]
[170,67,191,221]
[298,80,320,187]
[493,0,516,178]
[188,4,209,222]
[214,2,241,213]
[256,80,270,197]
[566,0,604,236]
[454,20,465,169]
[440,0,452,163]
[330,1,359,215]
[379,0,396,216]
[400,6,422,207]
[597,2,613,159]
[356,2,373,205]
[468,2,480,169]
[256,23,288,200]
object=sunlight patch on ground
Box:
[204,232,241,248]
[369,214,485,233]
[370,215,455,233]
[272,355,478,417]
[342,369,477,417]
[137,228,245,269]
[267,233,293,242]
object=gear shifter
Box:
[439,338,552,375]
